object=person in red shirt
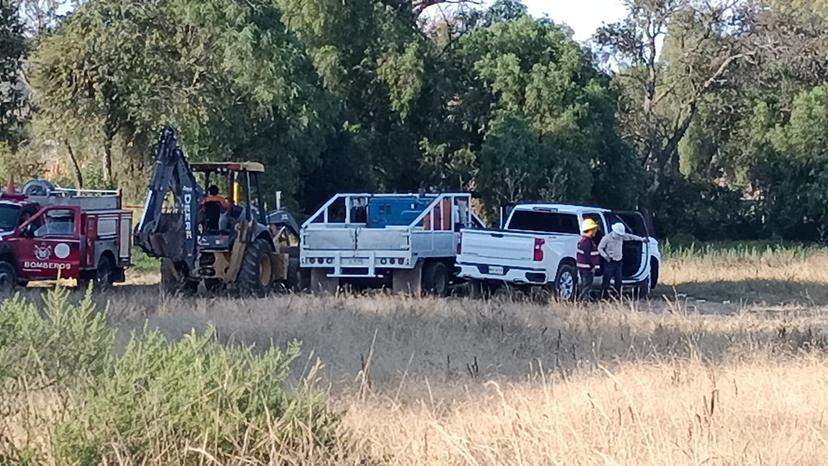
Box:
[202,185,230,210]
[200,185,230,231]
[576,218,602,301]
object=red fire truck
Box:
[0,180,133,293]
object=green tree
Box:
[442,13,641,211]
[595,0,753,196]
[30,0,333,203]
[750,87,828,240]
[274,0,438,205]
[0,0,26,150]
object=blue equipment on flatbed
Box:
[300,193,481,295]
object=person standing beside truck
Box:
[598,222,645,299]
[576,218,602,301]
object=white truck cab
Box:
[456,203,660,299]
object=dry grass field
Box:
[3,242,828,464]
[659,242,828,306]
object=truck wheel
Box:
[95,255,116,291]
[0,262,17,295]
[553,263,578,301]
[422,261,450,297]
[237,237,273,296]
[468,279,485,299]
[160,258,197,296]
[636,276,651,300]
[286,257,300,292]
[205,278,225,293]
[650,259,659,289]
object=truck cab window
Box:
[349,196,368,223]
[35,209,75,237]
[508,210,579,234]
[0,205,20,232]
[582,213,605,242]
[614,212,648,237]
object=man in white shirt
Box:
[598,222,645,299]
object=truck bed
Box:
[457,228,577,284]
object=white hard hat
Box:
[611,223,626,235]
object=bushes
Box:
[0,286,111,387]
[649,177,761,241]
[0,288,348,465]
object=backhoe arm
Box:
[134,126,202,270]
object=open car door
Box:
[607,211,650,281]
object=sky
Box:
[513,0,629,41]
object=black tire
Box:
[636,276,651,300]
[205,278,225,293]
[0,261,17,295]
[468,279,484,299]
[160,258,198,296]
[422,261,450,297]
[236,237,274,296]
[553,263,578,301]
[95,255,116,291]
[650,259,659,290]
[286,257,300,291]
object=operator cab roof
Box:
[191,162,265,173]
[512,203,610,214]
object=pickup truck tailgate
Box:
[459,229,536,264]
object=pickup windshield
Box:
[508,210,579,234]
[0,205,20,232]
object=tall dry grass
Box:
[343,356,828,465]
[90,288,828,465]
[6,241,828,464]
[660,242,828,304]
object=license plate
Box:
[489,266,505,275]
[342,257,368,266]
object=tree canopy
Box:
[1,0,827,240]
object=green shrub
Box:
[55,328,342,465]
[0,288,349,465]
[0,286,112,386]
[130,247,160,274]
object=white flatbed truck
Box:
[300,193,480,295]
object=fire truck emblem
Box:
[34,244,52,261]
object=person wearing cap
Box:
[576,218,602,301]
[598,222,646,299]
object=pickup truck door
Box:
[13,206,82,280]
[611,211,650,280]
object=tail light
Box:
[456,232,463,255]
[533,238,545,262]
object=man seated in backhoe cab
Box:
[200,185,231,233]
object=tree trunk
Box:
[102,135,114,188]
[64,139,83,188]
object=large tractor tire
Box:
[236,237,274,296]
[160,258,198,296]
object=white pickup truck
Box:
[456,203,661,299]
